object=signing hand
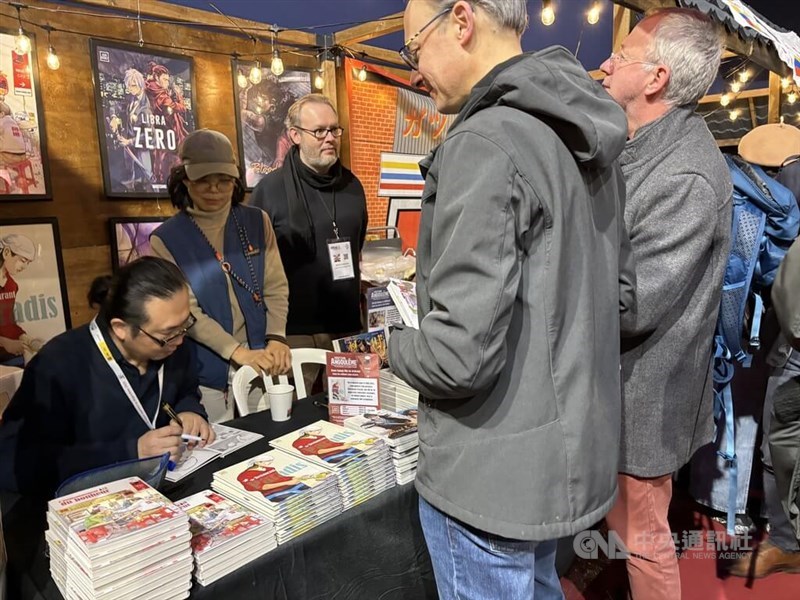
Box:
[176,411,216,448]
[138,424,182,461]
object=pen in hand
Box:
[162,402,184,428]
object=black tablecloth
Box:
[1,398,437,599]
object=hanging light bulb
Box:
[14,27,31,55]
[720,93,731,107]
[587,2,601,25]
[314,70,324,90]
[541,0,555,27]
[781,77,791,90]
[738,69,750,83]
[729,109,739,121]
[358,65,367,82]
[730,80,741,94]
[249,61,262,84]
[237,70,248,88]
[789,91,798,105]
[46,46,60,70]
[271,49,284,76]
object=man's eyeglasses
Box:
[138,313,197,347]
[398,7,452,71]
[293,126,345,140]
[607,51,658,70]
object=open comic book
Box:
[387,278,418,328]
[165,423,264,482]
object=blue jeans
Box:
[419,496,564,600]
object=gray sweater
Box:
[619,106,732,477]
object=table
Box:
[1,398,438,600]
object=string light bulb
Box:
[14,27,31,55]
[587,2,601,25]
[249,61,262,84]
[314,70,324,90]
[738,69,750,83]
[358,65,367,82]
[789,91,798,105]
[44,27,59,71]
[729,109,739,121]
[720,93,731,107]
[781,77,791,90]
[237,70,248,88]
[730,80,741,94]
[270,49,284,76]
[541,0,555,27]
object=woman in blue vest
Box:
[151,129,290,422]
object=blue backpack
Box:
[713,155,800,534]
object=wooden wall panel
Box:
[0,0,314,328]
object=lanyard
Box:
[316,189,339,239]
[89,318,164,430]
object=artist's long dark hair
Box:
[99,256,187,328]
[166,164,246,210]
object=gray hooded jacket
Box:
[388,47,632,541]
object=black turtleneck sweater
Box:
[250,157,368,336]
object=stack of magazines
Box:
[269,420,396,510]
[176,490,277,585]
[45,477,192,600]
[344,409,419,485]
[211,450,343,544]
[379,370,419,413]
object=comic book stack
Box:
[175,490,277,585]
[379,370,419,413]
[45,477,192,600]
[269,420,396,510]
[344,409,419,485]
[210,449,343,545]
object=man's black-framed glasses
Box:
[293,126,345,140]
[138,313,197,347]
[398,7,452,70]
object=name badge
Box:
[327,238,355,281]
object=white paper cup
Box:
[268,384,295,421]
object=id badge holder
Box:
[327,237,355,281]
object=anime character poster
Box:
[108,217,167,271]
[232,62,311,189]
[90,40,196,198]
[0,218,70,367]
[0,29,50,200]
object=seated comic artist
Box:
[0,257,216,497]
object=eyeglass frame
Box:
[292,126,345,140]
[398,7,453,70]
[186,175,237,191]
[607,51,659,70]
[136,313,197,347]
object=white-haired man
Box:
[388,1,633,597]
[599,8,732,599]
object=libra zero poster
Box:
[90,40,196,198]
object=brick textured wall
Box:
[346,70,398,231]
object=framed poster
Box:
[0,28,51,200]
[108,216,167,271]
[231,61,311,189]
[0,217,70,367]
[90,40,196,198]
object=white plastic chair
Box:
[231,366,289,417]
[290,348,329,400]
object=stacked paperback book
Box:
[379,370,419,413]
[46,477,192,600]
[211,449,343,545]
[344,409,419,485]
[175,490,277,586]
[269,420,396,511]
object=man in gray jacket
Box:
[388,1,632,597]
[599,8,732,599]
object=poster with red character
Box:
[90,40,196,197]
